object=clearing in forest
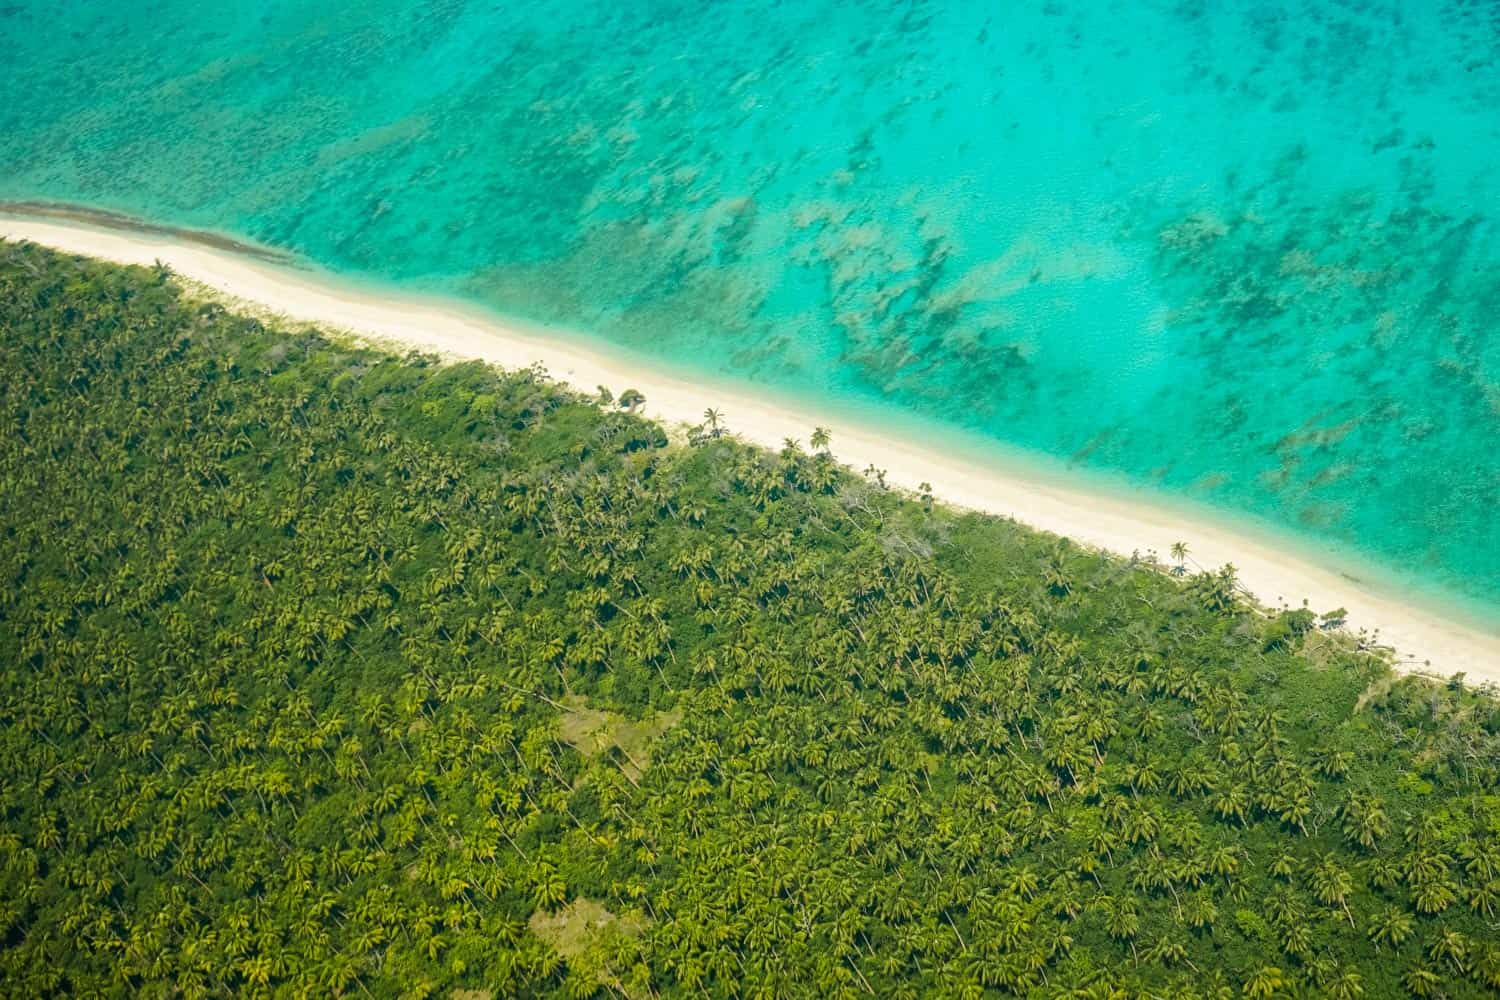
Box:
[557,695,683,781]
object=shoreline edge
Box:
[3,211,1497,687]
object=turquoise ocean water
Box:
[3,1,1498,618]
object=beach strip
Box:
[4,213,1498,686]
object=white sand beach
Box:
[5,214,1498,686]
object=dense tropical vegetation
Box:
[2,241,1499,998]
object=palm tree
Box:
[1183,891,1217,930]
[1427,928,1469,974]
[1469,877,1500,916]
[1212,783,1251,825]
[1102,897,1138,941]
[1327,967,1364,1000]
[1474,945,1500,990]
[1170,541,1189,576]
[1366,905,1412,949]
[810,426,831,453]
[703,407,723,438]
[1338,792,1389,850]
[1243,965,1285,999]
[1412,872,1457,914]
[1401,965,1441,998]
[1310,853,1354,922]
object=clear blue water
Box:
[3,1,1499,615]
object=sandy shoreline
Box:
[4,213,1498,686]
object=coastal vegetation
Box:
[2,241,1499,998]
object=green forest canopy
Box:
[1,241,1498,998]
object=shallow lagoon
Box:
[3,0,1498,611]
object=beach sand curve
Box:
[4,213,1497,687]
